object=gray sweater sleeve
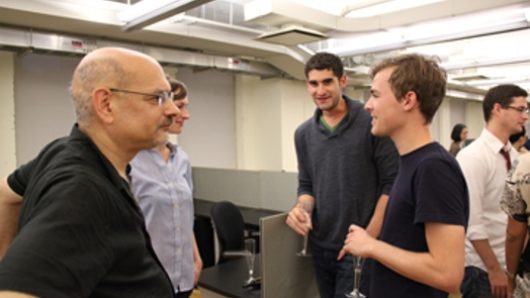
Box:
[371,134,399,195]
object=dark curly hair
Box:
[304,52,344,79]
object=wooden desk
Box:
[198,256,261,298]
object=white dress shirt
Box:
[457,128,518,270]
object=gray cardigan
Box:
[295,95,399,251]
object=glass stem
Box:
[354,266,361,290]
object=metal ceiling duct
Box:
[119,0,214,32]
[0,25,281,78]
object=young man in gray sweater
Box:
[286,52,399,298]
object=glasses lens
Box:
[157,91,174,106]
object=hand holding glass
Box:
[345,256,366,298]
[296,202,312,257]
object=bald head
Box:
[70,47,164,124]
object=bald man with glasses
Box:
[0,47,179,298]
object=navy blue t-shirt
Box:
[370,142,469,298]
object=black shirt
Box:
[0,125,174,298]
[370,142,469,298]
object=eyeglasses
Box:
[504,105,530,114]
[109,88,174,107]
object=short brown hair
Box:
[482,84,528,122]
[371,54,447,123]
[168,78,188,101]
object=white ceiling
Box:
[0,0,529,98]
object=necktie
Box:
[500,148,511,171]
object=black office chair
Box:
[210,201,246,264]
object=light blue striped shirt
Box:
[130,143,194,293]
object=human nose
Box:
[364,97,373,112]
[522,109,529,120]
[163,99,181,118]
[315,84,326,95]
[181,107,190,120]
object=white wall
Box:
[14,53,78,165]
[235,75,284,171]
[465,100,485,139]
[9,52,238,169]
[0,52,16,177]
[173,67,237,169]
[278,79,314,172]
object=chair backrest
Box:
[210,201,245,263]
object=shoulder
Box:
[413,143,461,174]
[345,97,365,109]
[176,145,190,160]
[345,97,370,120]
[513,154,530,176]
[130,149,155,167]
[412,145,468,198]
[22,170,116,226]
[295,117,314,138]
[40,168,114,201]
[456,138,492,170]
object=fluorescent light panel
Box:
[329,4,530,56]
[345,0,445,18]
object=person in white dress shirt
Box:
[457,84,529,298]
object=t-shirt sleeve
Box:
[372,135,399,195]
[7,138,65,196]
[7,158,36,196]
[0,178,114,298]
[413,158,469,227]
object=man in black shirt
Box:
[0,47,179,298]
[338,54,469,297]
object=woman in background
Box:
[449,123,468,156]
[130,79,202,298]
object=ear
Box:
[92,88,114,124]
[401,91,418,112]
[492,102,504,115]
[339,74,348,88]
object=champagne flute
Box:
[296,202,313,257]
[345,256,366,298]
[244,238,256,285]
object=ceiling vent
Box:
[256,26,326,46]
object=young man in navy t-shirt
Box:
[339,54,469,298]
